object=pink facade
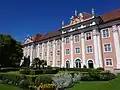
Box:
[23,9,120,71]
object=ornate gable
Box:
[24,37,33,44]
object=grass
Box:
[68,75,120,90]
[0,84,20,90]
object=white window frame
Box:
[57,50,60,55]
[105,58,113,66]
[103,43,112,52]
[86,45,93,53]
[44,52,47,56]
[40,53,42,57]
[87,59,94,68]
[50,41,53,47]
[74,34,80,43]
[65,49,70,55]
[65,37,70,44]
[75,47,80,54]
[50,61,53,66]
[57,61,60,65]
[101,28,110,38]
[86,32,92,40]
[57,39,61,45]
[50,51,53,56]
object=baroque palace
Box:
[23,8,120,71]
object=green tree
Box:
[0,34,23,67]
[32,58,40,69]
[41,60,47,69]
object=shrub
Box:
[39,83,56,90]
[100,71,116,81]
[65,68,93,72]
[45,66,52,69]
[0,73,54,89]
[0,73,24,86]
[35,75,53,86]
[0,67,19,72]
[52,73,73,89]
[96,67,104,71]
[43,69,59,74]
[19,76,31,89]
[83,65,87,68]
[19,68,30,75]
[29,69,43,75]
[80,71,116,81]
[72,73,81,83]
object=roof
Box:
[32,34,43,42]
[31,30,61,43]
[24,9,120,45]
[100,8,120,22]
[82,12,92,20]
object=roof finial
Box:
[75,10,77,16]
[79,13,83,17]
[62,20,64,26]
[92,8,95,17]
[70,16,74,20]
[26,32,30,38]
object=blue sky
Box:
[0,0,120,41]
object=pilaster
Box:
[81,33,85,67]
[70,35,74,68]
[112,25,120,68]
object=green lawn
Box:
[0,84,20,90]
[68,75,120,90]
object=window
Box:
[50,41,53,47]
[87,46,92,53]
[103,29,109,37]
[50,51,53,56]
[57,50,60,55]
[57,40,61,45]
[40,53,42,57]
[75,59,81,68]
[57,61,60,65]
[75,48,80,53]
[50,61,52,65]
[104,44,111,52]
[39,45,42,49]
[74,35,80,42]
[66,49,70,54]
[66,61,70,68]
[45,52,47,56]
[66,37,70,43]
[106,59,112,66]
[86,32,91,40]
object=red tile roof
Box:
[82,12,92,20]
[100,8,120,22]
[32,34,43,42]
[32,30,61,43]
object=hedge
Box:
[0,73,54,89]
[0,67,19,72]
[19,68,59,75]
[80,71,116,81]
[58,68,103,72]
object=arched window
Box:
[75,59,81,68]
[66,61,70,68]
[88,60,94,68]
